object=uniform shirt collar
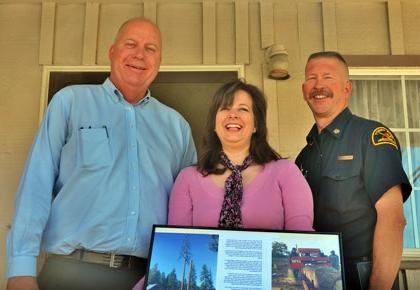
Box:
[306,124,318,145]
[306,107,353,144]
[324,107,353,139]
[102,78,151,106]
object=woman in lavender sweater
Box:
[133,79,313,290]
[168,79,313,230]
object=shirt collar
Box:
[306,124,318,145]
[324,107,353,139]
[102,78,151,106]
[306,107,353,144]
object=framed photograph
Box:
[144,225,345,290]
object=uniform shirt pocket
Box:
[323,158,359,181]
[320,158,363,214]
[79,127,112,169]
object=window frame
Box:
[349,67,420,258]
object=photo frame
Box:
[144,225,345,290]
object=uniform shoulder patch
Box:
[371,126,398,149]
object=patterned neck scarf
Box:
[218,151,253,228]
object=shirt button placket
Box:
[125,105,139,249]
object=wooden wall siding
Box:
[235,0,249,64]
[246,1,264,86]
[0,2,42,144]
[82,2,100,65]
[216,2,235,64]
[297,1,323,63]
[336,1,390,54]
[260,0,274,49]
[263,75,280,151]
[54,4,85,64]
[276,78,314,157]
[246,1,265,106]
[250,2,279,153]
[203,0,216,64]
[0,4,36,202]
[387,0,405,55]
[273,1,301,75]
[39,2,55,64]
[144,0,157,23]
[321,0,338,51]
[0,2,42,184]
[1,4,42,288]
[159,3,203,64]
[401,1,420,54]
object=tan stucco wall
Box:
[2,0,420,287]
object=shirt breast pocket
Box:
[323,160,359,181]
[79,127,112,169]
[321,160,362,211]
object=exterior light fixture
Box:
[265,44,290,80]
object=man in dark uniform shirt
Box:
[296,51,412,290]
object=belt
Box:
[48,249,147,270]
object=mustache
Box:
[309,89,333,99]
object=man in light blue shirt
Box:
[6,17,196,290]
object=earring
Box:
[253,128,256,133]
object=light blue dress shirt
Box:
[7,78,197,277]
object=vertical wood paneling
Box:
[39,2,56,65]
[1,4,44,287]
[336,2,389,54]
[216,2,235,64]
[263,64,280,151]
[387,0,405,55]
[144,0,157,23]
[82,2,100,65]
[54,4,85,64]
[203,0,216,64]
[235,0,249,64]
[297,1,323,62]
[272,2,300,74]
[401,2,420,54]
[260,0,274,49]
[321,0,337,51]
[159,3,202,64]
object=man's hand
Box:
[6,276,39,290]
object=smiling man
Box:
[108,19,161,104]
[6,18,196,290]
[296,51,412,290]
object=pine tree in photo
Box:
[166,269,180,290]
[199,264,215,290]
[148,263,162,285]
[188,260,198,290]
[179,236,192,290]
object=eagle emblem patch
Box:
[371,127,397,149]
